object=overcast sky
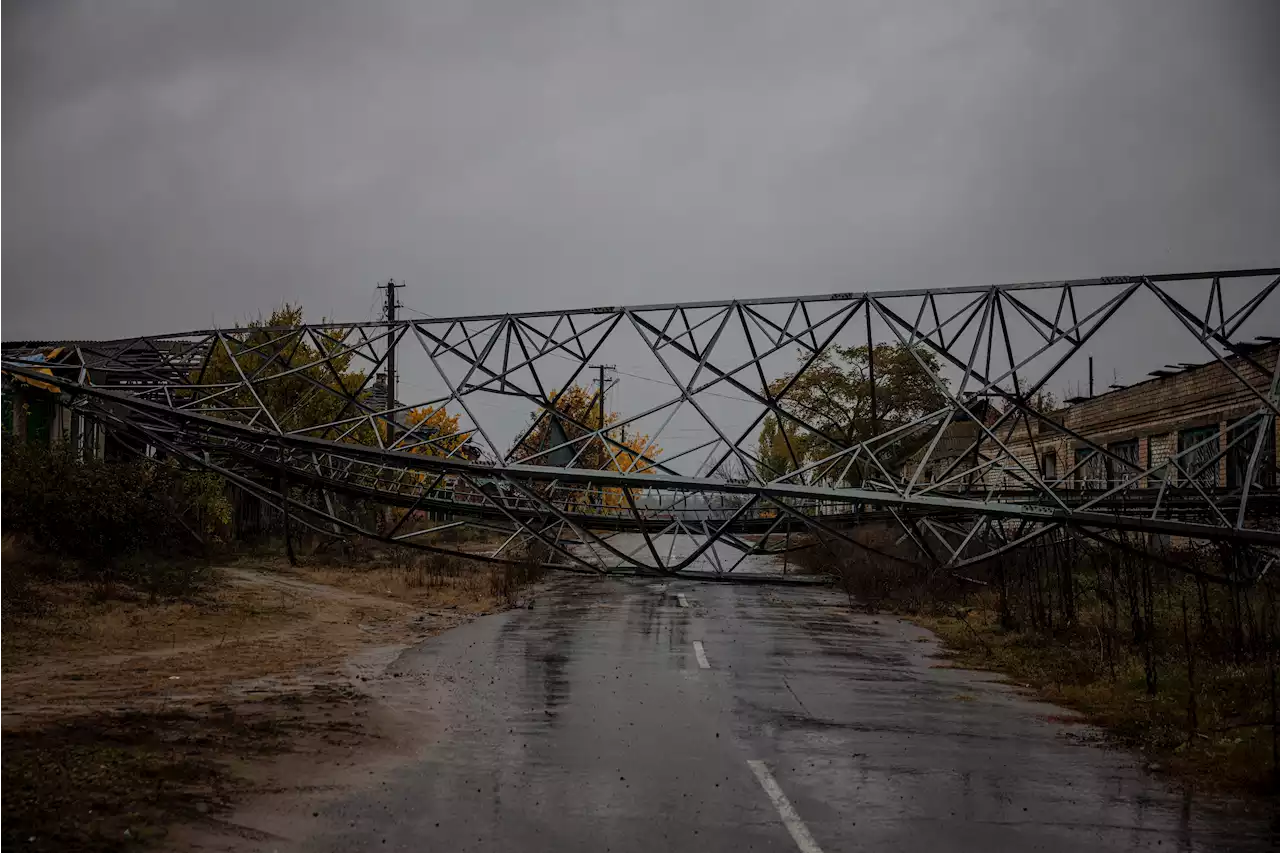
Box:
[4,0,1278,342]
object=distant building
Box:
[898,341,1278,496]
[1000,340,1277,493]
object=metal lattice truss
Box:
[4,268,1278,577]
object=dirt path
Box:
[2,560,523,852]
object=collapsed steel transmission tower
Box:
[4,268,1278,578]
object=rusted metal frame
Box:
[909,290,988,351]
[411,320,509,461]
[421,318,498,363]
[1149,278,1274,378]
[656,305,729,355]
[464,472,620,573]
[286,325,397,437]
[623,306,738,479]
[741,302,817,355]
[500,320,558,460]
[621,399,688,475]
[879,285,1140,503]
[887,506,939,563]
[1203,277,1223,336]
[215,331,282,434]
[946,521,1067,572]
[629,309,789,483]
[76,268,1277,342]
[41,366,1280,546]
[1164,455,1236,529]
[658,494,762,573]
[801,301,828,354]
[635,300,863,481]
[1075,426,1233,514]
[385,465,456,538]
[521,312,572,361]
[879,292,1067,508]
[700,518,728,575]
[490,315,675,475]
[1237,352,1280,528]
[905,291,993,495]
[940,289,989,351]
[469,314,653,468]
[621,486,665,570]
[1004,288,1082,345]
[773,406,949,485]
[561,313,590,362]
[1143,280,1279,417]
[239,329,305,381]
[1224,276,1279,339]
[995,292,1048,494]
[506,313,615,373]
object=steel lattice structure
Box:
[4,268,1278,577]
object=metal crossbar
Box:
[4,268,1278,576]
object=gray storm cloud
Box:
[4,0,1278,340]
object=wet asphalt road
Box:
[305,577,1275,852]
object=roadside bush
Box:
[1,536,58,615]
[488,543,549,606]
[1,441,230,595]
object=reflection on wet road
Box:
[308,577,1276,852]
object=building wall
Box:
[995,343,1277,490]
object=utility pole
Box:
[378,280,404,439]
[589,364,615,511]
[865,301,878,434]
[591,364,615,439]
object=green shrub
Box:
[1,441,230,593]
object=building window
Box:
[1178,426,1220,488]
[1108,439,1139,488]
[1074,447,1107,489]
[1226,415,1276,489]
[1041,451,1058,483]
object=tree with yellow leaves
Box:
[402,404,468,456]
[512,384,660,512]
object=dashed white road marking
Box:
[692,640,711,669]
[677,593,690,607]
[747,760,826,853]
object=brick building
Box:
[993,340,1278,493]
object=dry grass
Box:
[300,564,496,612]
[915,604,1280,793]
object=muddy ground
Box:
[1,560,522,852]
